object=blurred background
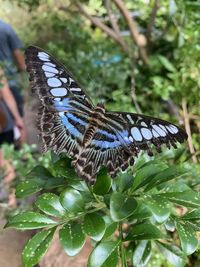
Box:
[0,0,199,266]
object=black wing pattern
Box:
[25,46,187,184]
[74,111,187,183]
[25,46,92,157]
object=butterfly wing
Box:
[75,111,187,183]
[105,111,187,152]
[25,46,92,156]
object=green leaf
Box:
[125,223,164,241]
[16,180,42,199]
[131,163,167,191]
[110,192,138,222]
[22,227,56,267]
[103,216,117,240]
[59,223,86,256]
[144,195,170,223]
[158,55,176,72]
[87,241,119,267]
[144,166,185,191]
[156,241,186,267]
[176,221,198,255]
[159,191,200,208]
[182,209,200,220]
[112,172,133,192]
[6,212,57,229]
[16,166,65,198]
[83,213,106,241]
[60,188,84,213]
[130,202,152,220]
[93,168,112,195]
[132,241,151,267]
[35,193,66,218]
[52,157,77,178]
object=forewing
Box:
[25,46,91,156]
[25,45,94,109]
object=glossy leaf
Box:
[52,157,77,178]
[59,223,86,256]
[60,188,84,213]
[144,166,185,191]
[112,173,133,192]
[83,213,106,241]
[110,192,138,222]
[131,163,167,191]
[132,241,152,267]
[182,209,200,221]
[159,191,200,208]
[87,241,119,267]
[144,195,170,223]
[93,168,112,195]
[16,166,65,198]
[156,241,185,267]
[125,223,164,241]
[130,202,152,220]
[5,212,57,229]
[35,193,66,218]
[176,221,198,255]
[22,227,56,267]
[103,216,117,240]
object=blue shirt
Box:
[0,20,23,87]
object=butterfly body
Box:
[25,46,187,184]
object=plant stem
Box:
[119,223,127,267]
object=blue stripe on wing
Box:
[92,139,121,149]
[67,113,87,126]
[96,129,117,140]
[53,99,72,111]
[59,112,80,137]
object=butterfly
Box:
[25,46,187,184]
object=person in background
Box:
[0,70,24,206]
[0,19,26,143]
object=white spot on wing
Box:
[44,62,56,67]
[47,78,62,87]
[141,128,153,140]
[38,56,50,62]
[152,125,166,137]
[127,114,134,124]
[166,125,178,134]
[129,136,133,142]
[50,88,68,97]
[71,88,81,92]
[44,72,55,78]
[60,78,68,83]
[54,97,61,101]
[141,121,148,127]
[38,52,49,58]
[69,77,74,84]
[152,129,160,138]
[42,65,58,74]
[131,127,143,141]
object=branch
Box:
[74,2,129,54]
[146,0,159,43]
[182,98,198,163]
[112,0,148,65]
[105,0,129,52]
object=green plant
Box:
[5,149,200,267]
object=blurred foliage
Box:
[1,0,200,266]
